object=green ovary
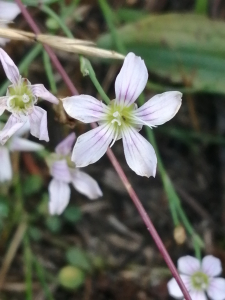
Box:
[7,78,34,111]
[191,272,209,291]
[106,100,135,131]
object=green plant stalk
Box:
[43,50,57,94]
[23,234,33,300]
[194,0,208,14]
[60,0,81,21]
[0,44,42,96]
[34,257,55,300]
[41,4,74,38]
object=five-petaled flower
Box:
[168,255,225,300]
[47,132,103,215]
[0,121,43,183]
[63,52,182,177]
[0,1,21,46]
[0,48,59,145]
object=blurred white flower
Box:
[168,255,225,300]
[0,48,59,144]
[0,1,21,46]
[0,122,44,182]
[63,52,182,178]
[47,133,103,215]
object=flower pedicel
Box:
[63,52,182,177]
[0,48,59,144]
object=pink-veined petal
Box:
[0,146,12,182]
[50,160,71,183]
[71,169,103,199]
[0,114,25,145]
[48,179,70,215]
[9,137,43,152]
[0,96,7,115]
[0,1,21,21]
[71,124,114,167]
[0,48,20,84]
[167,275,191,299]
[189,291,207,300]
[202,255,222,277]
[134,91,182,127]
[115,52,148,107]
[63,95,108,123]
[55,132,76,156]
[121,126,157,177]
[31,84,59,104]
[13,120,30,137]
[207,278,225,300]
[28,106,49,142]
[178,256,201,275]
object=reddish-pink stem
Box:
[15,1,191,299]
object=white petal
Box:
[31,84,59,104]
[115,52,148,107]
[207,278,225,300]
[28,106,49,142]
[121,126,157,177]
[55,132,76,156]
[63,95,108,123]
[0,146,12,182]
[71,169,103,199]
[189,291,207,300]
[13,120,30,137]
[71,124,114,167]
[0,1,21,21]
[50,160,71,183]
[134,91,182,127]
[48,179,70,215]
[0,48,20,84]
[202,255,222,277]
[0,115,25,145]
[167,275,191,299]
[9,137,43,152]
[178,256,200,275]
[0,96,7,116]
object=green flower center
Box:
[106,100,136,130]
[7,78,36,114]
[191,271,209,291]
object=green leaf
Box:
[66,247,92,271]
[97,13,225,94]
[63,206,82,223]
[24,175,43,196]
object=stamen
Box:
[111,119,121,126]
[22,93,30,103]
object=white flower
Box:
[47,133,103,215]
[63,52,182,177]
[0,48,59,144]
[0,122,43,182]
[0,1,21,46]
[168,255,225,300]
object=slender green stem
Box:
[41,4,74,38]
[0,44,42,96]
[43,50,57,94]
[23,234,33,300]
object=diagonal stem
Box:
[15,1,191,299]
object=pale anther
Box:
[22,93,30,103]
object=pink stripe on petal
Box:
[0,146,12,182]
[135,91,182,127]
[202,255,222,277]
[28,106,49,142]
[0,48,20,84]
[0,115,25,145]
[55,132,76,156]
[207,278,225,300]
[63,95,108,123]
[71,169,103,199]
[48,179,70,215]
[71,124,114,167]
[0,96,7,116]
[178,256,200,275]
[122,127,157,177]
[31,84,59,104]
[115,52,148,107]
[50,160,71,183]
